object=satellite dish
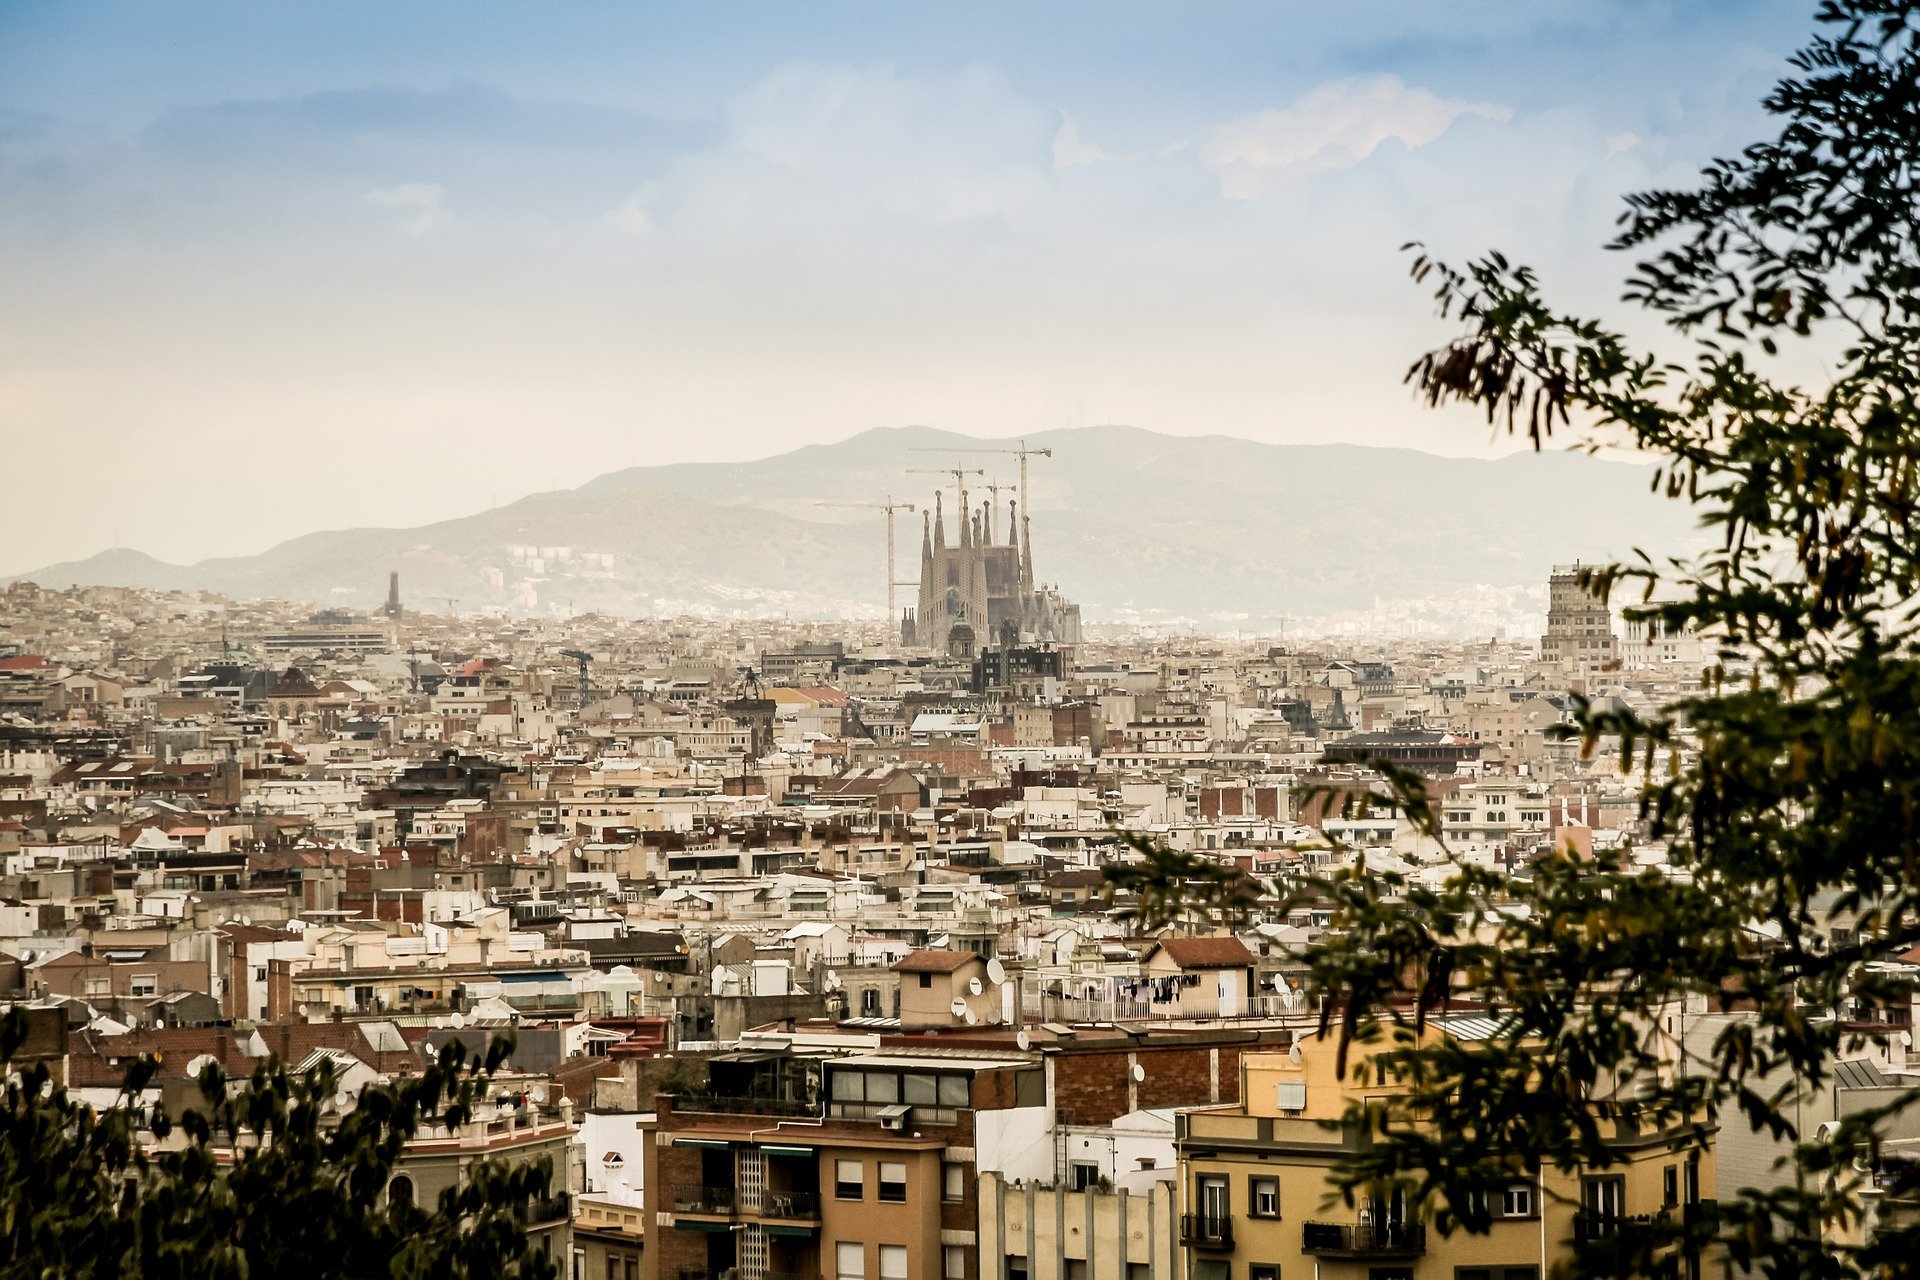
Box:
[1272,972,1288,992]
[530,1083,548,1104]
[964,1008,979,1025]
[986,958,1006,984]
[450,1012,466,1028]
[1130,1063,1146,1083]
[1288,1041,1303,1064]
[950,997,968,1017]
[968,977,984,996]
[825,972,842,991]
[1016,1030,1032,1051]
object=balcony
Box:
[672,1092,821,1118]
[673,1186,737,1216]
[1180,1214,1234,1250]
[1300,1221,1427,1258]
[759,1190,821,1220]
[519,1192,571,1226]
[1573,1210,1670,1242]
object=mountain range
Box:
[6,425,1703,627]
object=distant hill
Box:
[6,425,1702,625]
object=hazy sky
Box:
[1,1,1813,570]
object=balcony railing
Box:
[672,1092,821,1118]
[1179,1214,1234,1249]
[520,1192,571,1225]
[673,1186,737,1215]
[1573,1210,1671,1242]
[1300,1221,1427,1257]
[760,1190,821,1219]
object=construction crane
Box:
[977,478,1015,541]
[432,596,459,616]
[909,439,1054,522]
[559,649,593,708]
[906,466,985,521]
[814,497,917,630]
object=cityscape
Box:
[3,3,1918,1279]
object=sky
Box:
[0,0,1818,570]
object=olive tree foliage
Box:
[1106,3,1920,1275]
[0,1008,558,1280]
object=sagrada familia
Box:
[904,488,1082,657]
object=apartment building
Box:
[1175,1022,1715,1280]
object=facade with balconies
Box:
[639,1045,1043,1280]
[1174,1021,1716,1280]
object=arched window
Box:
[388,1175,415,1212]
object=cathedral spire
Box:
[933,491,945,551]
[1020,506,1035,595]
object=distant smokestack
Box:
[384,571,402,619]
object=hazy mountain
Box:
[7,425,1702,625]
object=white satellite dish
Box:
[450,1012,466,1028]
[950,997,968,1017]
[530,1083,548,1104]
[1130,1063,1146,1083]
[964,1008,979,1025]
[825,972,842,991]
[1016,1030,1031,1051]
[986,958,1006,985]
[1288,1041,1303,1064]
[1271,972,1288,992]
[968,976,984,996]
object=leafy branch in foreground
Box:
[0,1007,558,1280]
[1107,3,1920,1274]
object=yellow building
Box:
[1175,1018,1714,1280]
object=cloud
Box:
[364,181,446,234]
[1052,112,1109,172]
[1200,74,1510,199]
[607,185,656,236]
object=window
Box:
[1582,1176,1625,1234]
[919,973,933,988]
[1006,1258,1028,1280]
[1198,1176,1229,1223]
[1065,1263,1087,1280]
[387,1175,414,1211]
[879,1247,907,1280]
[943,1162,967,1202]
[1662,1165,1678,1208]
[879,1161,907,1202]
[836,1159,864,1199]
[838,1243,866,1280]
[1071,1162,1100,1191]
[1275,1081,1306,1112]
[1128,1267,1151,1280]
[253,967,268,981]
[1251,1268,1280,1280]
[944,1247,965,1280]
[1250,1177,1279,1217]
[130,976,158,998]
[1501,1183,1534,1219]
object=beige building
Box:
[1176,1023,1715,1280]
[895,949,1001,1030]
[978,1176,1179,1280]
